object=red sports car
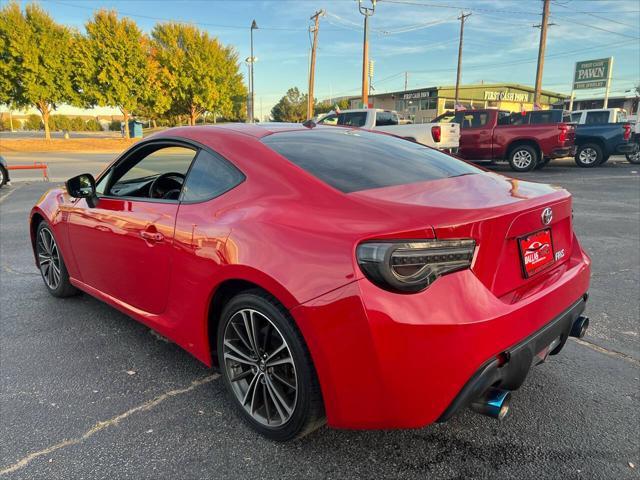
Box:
[30,124,591,440]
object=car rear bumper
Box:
[437,295,586,422]
[550,145,576,158]
[292,235,591,429]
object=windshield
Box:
[262,128,480,193]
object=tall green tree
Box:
[0,2,75,139]
[271,87,308,123]
[76,10,153,138]
[152,23,246,125]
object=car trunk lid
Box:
[350,172,574,297]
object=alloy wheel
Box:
[223,308,298,427]
[512,150,533,169]
[37,227,61,290]
[579,148,598,165]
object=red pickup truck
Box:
[435,109,576,172]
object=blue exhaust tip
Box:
[470,387,511,420]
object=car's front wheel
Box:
[217,290,325,441]
[35,222,79,297]
[626,149,640,164]
[0,166,7,188]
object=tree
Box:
[152,23,247,125]
[315,98,350,115]
[24,113,42,130]
[0,2,75,139]
[271,88,308,123]
[76,10,154,138]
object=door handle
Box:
[140,230,164,242]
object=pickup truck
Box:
[568,109,636,166]
[316,109,459,151]
[434,109,575,172]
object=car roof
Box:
[152,122,329,140]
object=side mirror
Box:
[66,173,97,206]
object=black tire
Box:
[508,144,538,172]
[626,149,640,164]
[35,221,79,298]
[535,157,551,170]
[217,289,325,441]
[0,166,7,187]
[574,143,602,168]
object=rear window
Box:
[261,128,480,193]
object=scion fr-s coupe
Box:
[30,124,591,441]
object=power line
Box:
[551,0,639,29]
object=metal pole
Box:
[250,20,257,123]
[250,28,254,123]
[307,10,324,120]
[455,12,470,109]
[603,57,613,109]
[569,90,575,111]
[362,14,369,107]
[358,1,375,108]
[533,0,550,109]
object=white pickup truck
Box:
[317,109,459,151]
[568,108,629,124]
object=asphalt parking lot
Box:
[1,157,638,479]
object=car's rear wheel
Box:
[36,222,79,297]
[575,143,602,167]
[508,145,538,172]
[217,290,324,441]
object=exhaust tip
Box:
[570,316,589,338]
[470,387,511,420]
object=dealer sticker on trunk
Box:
[518,228,555,278]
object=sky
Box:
[7,0,640,118]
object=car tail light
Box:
[431,125,441,143]
[558,124,568,143]
[356,239,476,292]
[623,123,631,140]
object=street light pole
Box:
[250,20,258,123]
[358,0,376,108]
[455,12,471,110]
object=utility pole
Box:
[249,20,258,123]
[404,71,409,92]
[455,12,471,109]
[307,10,325,120]
[358,0,376,108]
[533,0,550,110]
[368,60,375,97]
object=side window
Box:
[375,112,398,126]
[472,112,489,128]
[570,112,582,123]
[585,111,609,124]
[108,145,197,199]
[318,114,337,125]
[337,112,368,127]
[181,149,245,203]
[497,112,512,125]
[530,111,555,124]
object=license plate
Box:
[518,228,554,278]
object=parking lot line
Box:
[0,374,220,476]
